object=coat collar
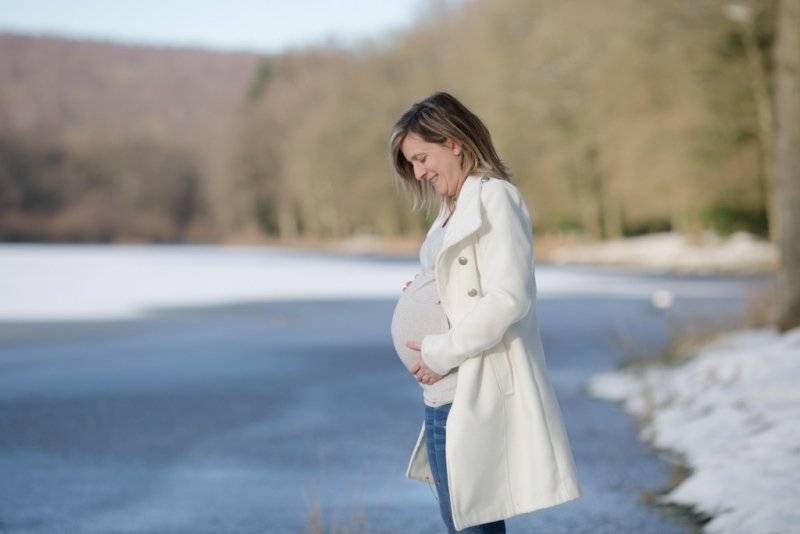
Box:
[439,175,486,250]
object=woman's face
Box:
[400,133,465,198]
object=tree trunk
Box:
[603,190,623,240]
[738,19,778,243]
[775,0,800,332]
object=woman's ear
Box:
[447,139,463,156]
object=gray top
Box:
[391,222,458,407]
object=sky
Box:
[0,0,435,53]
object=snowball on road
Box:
[589,328,800,534]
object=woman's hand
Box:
[402,281,412,292]
[406,341,445,385]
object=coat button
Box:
[458,256,468,265]
[467,288,477,297]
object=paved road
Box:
[0,268,767,533]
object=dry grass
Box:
[305,491,367,534]
[302,461,399,534]
[640,462,711,534]
[740,285,778,328]
[609,284,776,370]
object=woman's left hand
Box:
[406,341,445,385]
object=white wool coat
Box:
[407,175,582,530]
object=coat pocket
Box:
[488,344,514,396]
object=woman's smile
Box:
[400,132,465,198]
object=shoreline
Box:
[588,328,800,534]
[1,230,778,274]
[218,230,781,273]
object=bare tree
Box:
[725,3,777,242]
[775,0,800,332]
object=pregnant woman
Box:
[389,93,582,533]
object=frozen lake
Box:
[0,245,769,532]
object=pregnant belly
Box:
[390,275,449,371]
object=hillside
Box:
[0,33,258,241]
[0,0,776,243]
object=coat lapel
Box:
[441,175,484,251]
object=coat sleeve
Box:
[421,181,534,375]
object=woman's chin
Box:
[434,186,452,197]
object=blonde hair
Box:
[388,92,511,212]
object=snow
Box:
[0,244,753,322]
[0,245,420,322]
[551,232,777,272]
[589,328,800,533]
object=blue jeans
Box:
[424,403,506,534]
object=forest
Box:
[0,0,777,243]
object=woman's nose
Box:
[414,163,426,180]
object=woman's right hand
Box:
[402,281,412,292]
[406,342,445,385]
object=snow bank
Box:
[589,328,800,533]
[551,232,777,272]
